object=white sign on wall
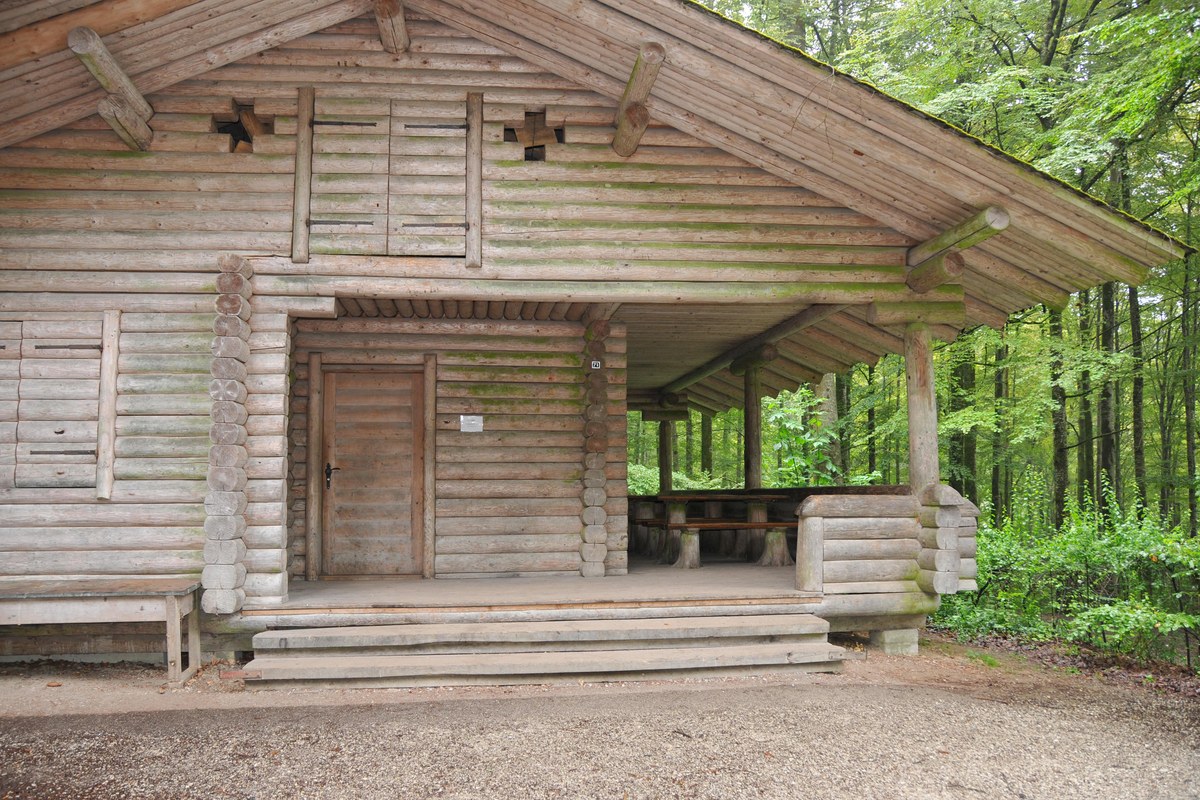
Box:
[459,415,483,432]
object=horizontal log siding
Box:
[290,316,626,578]
[0,311,210,583]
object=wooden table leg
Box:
[746,501,769,561]
[673,527,701,569]
[757,526,794,566]
[663,501,688,564]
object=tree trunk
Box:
[816,373,839,476]
[700,412,713,475]
[1098,281,1118,513]
[683,411,694,476]
[1078,290,1096,508]
[991,344,1008,523]
[836,372,851,475]
[1049,308,1069,528]
[867,365,877,478]
[657,420,674,494]
[1185,251,1198,537]
[950,354,977,503]
[1129,284,1147,507]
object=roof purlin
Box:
[0,0,372,149]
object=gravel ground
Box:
[0,638,1197,800]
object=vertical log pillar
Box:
[291,87,315,264]
[203,255,253,615]
[580,319,610,577]
[731,346,775,490]
[657,419,674,494]
[743,365,762,489]
[95,309,120,499]
[905,323,940,493]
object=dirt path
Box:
[1,636,1196,800]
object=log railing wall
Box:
[797,487,979,631]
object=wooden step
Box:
[244,641,845,687]
[251,613,831,657]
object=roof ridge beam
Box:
[374,0,411,53]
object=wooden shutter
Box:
[308,97,390,256]
[388,99,467,256]
[15,319,103,488]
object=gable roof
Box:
[0,0,1188,329]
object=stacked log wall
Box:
[288,317,627,578]
[0,14,880,599]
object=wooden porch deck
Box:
[241,561,815,621]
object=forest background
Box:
[626,0,1200,670]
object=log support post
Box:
[373,0,410,53]
[203,255,253,615]
[731,345,777,490]
[292,87,316,264]
[95,309,120,499]
[465,92,483,268]
[612,42,665,157]
[794,513,823,593]
[68,26,154,151]
[904,323,939,495]
[657,419,674,494]
[580,318,610,577]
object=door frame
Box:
[304,353,437,579]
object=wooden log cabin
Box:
[0,0,1186,683]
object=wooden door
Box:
[321,370,424,577]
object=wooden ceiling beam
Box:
[658,303,846,396]
[0,0,196,72]
[374,0,410,53]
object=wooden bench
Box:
[0,577,203,684]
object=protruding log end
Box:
[612,102,650,157]
[983,205,1010,231]
[67,25,102,54]
[639,41,666,65]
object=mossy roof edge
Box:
[675,0,1193,258]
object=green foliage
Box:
[1066,600,1200,662]
[762,388,840,487]
[933,485,1200,669]
[625,463,724,495]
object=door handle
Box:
[325,462,340,488]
